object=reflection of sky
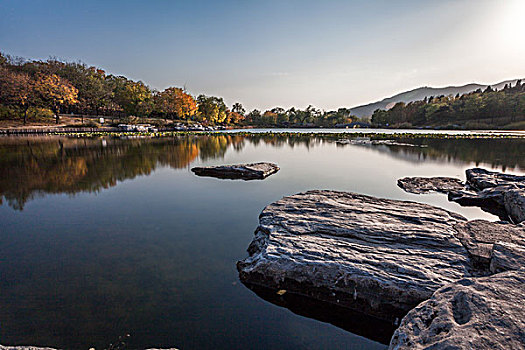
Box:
[1,1,524,110]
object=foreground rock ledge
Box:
[237,190,471,321]
[191,162,279,180]
[389,270,525,350]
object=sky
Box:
[1,0,524,111]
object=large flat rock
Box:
[237,190,471,321]
[389,270,525,350]
[191,162,279,180]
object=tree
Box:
[261,110,277,125]
[232,102,245,115]
[33,73,78,124]
[246,109,262,125]
[196,95,227,124]
[0,67,34,124]
[114,80,153,117]
[227,111,244,124]
[154,87,197,120]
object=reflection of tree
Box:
[1,135,523,210]
[369,138,525,172]
[0,136,241,210]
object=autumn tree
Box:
[0,67,35,124]
[33,73,78,124]
[154,87,197,120]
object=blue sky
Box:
[1,0,524,110]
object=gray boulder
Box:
[466,168,525,190]
[397,177,464,194]
[398,168,525,223]
[505,187,525,224]
[237,190,471,321]
[490,241,525,274]
[191,162,279,180]
[389,270,525,350]
[453,219,525,270]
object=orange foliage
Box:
[155,87,197,119]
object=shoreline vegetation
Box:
[1,52,524,130]
[2,130,525,140]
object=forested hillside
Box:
[371,82,525,129]
[349,79,521,118]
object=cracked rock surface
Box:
[388,270,525,350]
[453,219,525,270]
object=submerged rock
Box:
[397,177,464,194]
[191,162,279,180]
[237,190,471,321]
[389,270,525,350]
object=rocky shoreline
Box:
[238,168,525,348]
[398,168,525,223]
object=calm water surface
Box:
[1,134,524,350]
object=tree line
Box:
[0,52,364,127]
[2,52,523,129]
[371,82,525,129]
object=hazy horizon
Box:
[1,0,524,111]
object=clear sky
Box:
[1,0,524,111]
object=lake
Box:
[1,133,524,350]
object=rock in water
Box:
[191,162,279,180]
[398,168,525,223]
[389,270,525,350]
[466,168,525,191]
[237,190,471,321]
[397,177,464,194]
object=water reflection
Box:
[243,283,397,345]
[1,134,524,349]
[1,135,523,211]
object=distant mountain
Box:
[350,79,522,118]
